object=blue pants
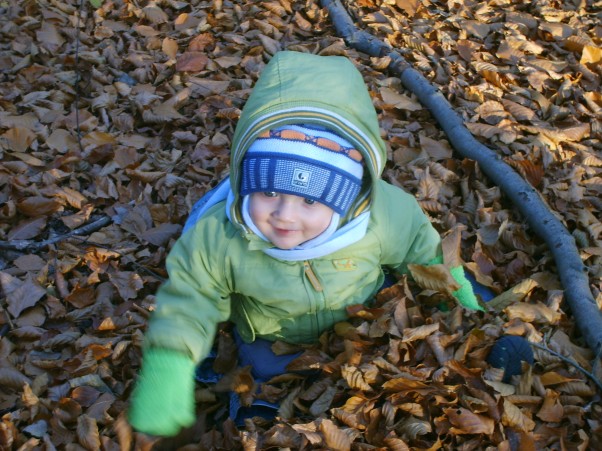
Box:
[196,329,307,383]
[234,330,304,382]
[195,330,302,424]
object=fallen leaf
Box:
[176,52,209,72]
[108,271,144,300]
[0,272,46,317]
[408,264,460,296]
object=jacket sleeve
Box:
[142,212,234,363]
[373,180,442,274]
[374,181,483,310]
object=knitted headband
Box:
[240,125,364,215]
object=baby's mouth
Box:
[273,226,298,234]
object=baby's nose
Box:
[273,198,298,221]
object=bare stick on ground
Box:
[320,0,602,357]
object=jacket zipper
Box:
[304,261,323,292]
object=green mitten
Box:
[128,348,196,436]
[450,265,485,311]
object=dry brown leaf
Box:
[396,0,420,16]
[7,217,47,240]
[0,367,32,389]
[341,364,373,391]
[310,385,337,416]
[501,99,537,122]
[142,4,168,24]
[380,87,422,111]
[108,271,144,300]
[581,45,601,65]
[162,37,178,60]
[16,196,63,217]
[0,272,46,317]
[320,419,353,451]
[35,22,65,53]
[176,52,209,72]
[291,422,322,444]
[65,285,96,308]
[441,226,462,268]
[505,301,562,324]
[402,323,439,343]
[53,187,88,209]
[502,399,536,432]
[416,172,439,201]
[294,11,312,31]
[419,135,452,161]
[382,377,432,393]
[540,22,574,40]
[278,386,301,420]
[486,278,539,311]
[466,122,507,141]
[445,407,495,435]
[536,389,564,422]
[554,379,596,397]
[76,415,101,451]
[507,159,544,187]
[264,424,301,448]
[188,33,215,51]
[0,127,36,152]
[140,223,181,246]
[408,264,460,296]
[476,100,508,124]
[113,413,133,451]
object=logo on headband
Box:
[291,168,311,188]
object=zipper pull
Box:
[304,261,323,292]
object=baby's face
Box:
[249,192,334,249]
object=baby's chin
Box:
[269,235,312,250]
[271,240,301,250]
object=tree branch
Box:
[530,341,602,393]
[0,216,113,252]
[320,0,602,356]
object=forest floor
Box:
[0,0,601,449]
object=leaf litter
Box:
[0,0,601,449]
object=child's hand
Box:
[128,348,196,436]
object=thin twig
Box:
[132,303,152,319]
[593,347,602,383]
[0,216,112,252]
[530,341,602,393]
[0,308,14,333]
[71,236,167,283]
[74,0,85,153]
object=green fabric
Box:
[427,255,443,266]
[423,256,482,310]
[450,265,484,311]
[128,349,196,436]
[144,180,442,361]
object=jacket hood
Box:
[228,51,387,227]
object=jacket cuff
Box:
[449,266,484,311]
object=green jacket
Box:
[143,51,442,362]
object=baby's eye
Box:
[263,191,278,197]
[304,198,316,205]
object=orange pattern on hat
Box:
[257,129,363,162]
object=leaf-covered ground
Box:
[0,0,601,449]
